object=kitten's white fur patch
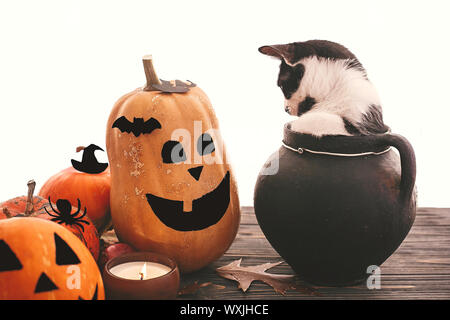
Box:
[290,112,350,137]
[285,56,381,136]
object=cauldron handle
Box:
[378,134,416,202]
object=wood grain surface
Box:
[103,207,450,300]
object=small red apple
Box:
[99,243,136,270]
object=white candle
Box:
[109,261,172,280]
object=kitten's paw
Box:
[290,112,350,137]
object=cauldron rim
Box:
[283,122,391,154]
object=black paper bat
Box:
[112,116,161,137]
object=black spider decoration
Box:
[44,197,90,232]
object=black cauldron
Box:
[254,123,417,286]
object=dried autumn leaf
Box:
[216,258,297,295]
[100,230,119,248]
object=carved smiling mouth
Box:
[145,171,230,231]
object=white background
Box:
[0,0,449,207]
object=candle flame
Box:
[139,262,147,280]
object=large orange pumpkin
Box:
[0,217,104,300]
[106,56,240,272]
[39,144,111,231]
[0,181,100,261]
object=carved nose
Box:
[188,166,203,181]
[285,105,290,113]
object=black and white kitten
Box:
[259,40,389,137]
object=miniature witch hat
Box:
[71,144,108,174]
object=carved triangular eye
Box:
[0,240,23,272]
[35,272,59,293]
[54,233,80,265]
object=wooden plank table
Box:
[177,207,450,300]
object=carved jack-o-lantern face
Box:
[145,130,231,232]
[0,218,104,300]
[110,101,232,233]
[106,64,241,273]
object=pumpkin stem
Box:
[76,146,85,153]
[2,207,11,218]
[142,55,162,91]
[24,180,36,216]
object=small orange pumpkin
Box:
[106,56,241,272]
[0,181,100,261]
[0,217,104,300]
[0,181,48,218]
[38,144,111,231]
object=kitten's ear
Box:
[258,44,294,63]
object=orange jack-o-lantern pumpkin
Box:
[0,181,100,261]
[106,56,240,272]
[0,217,104,300]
